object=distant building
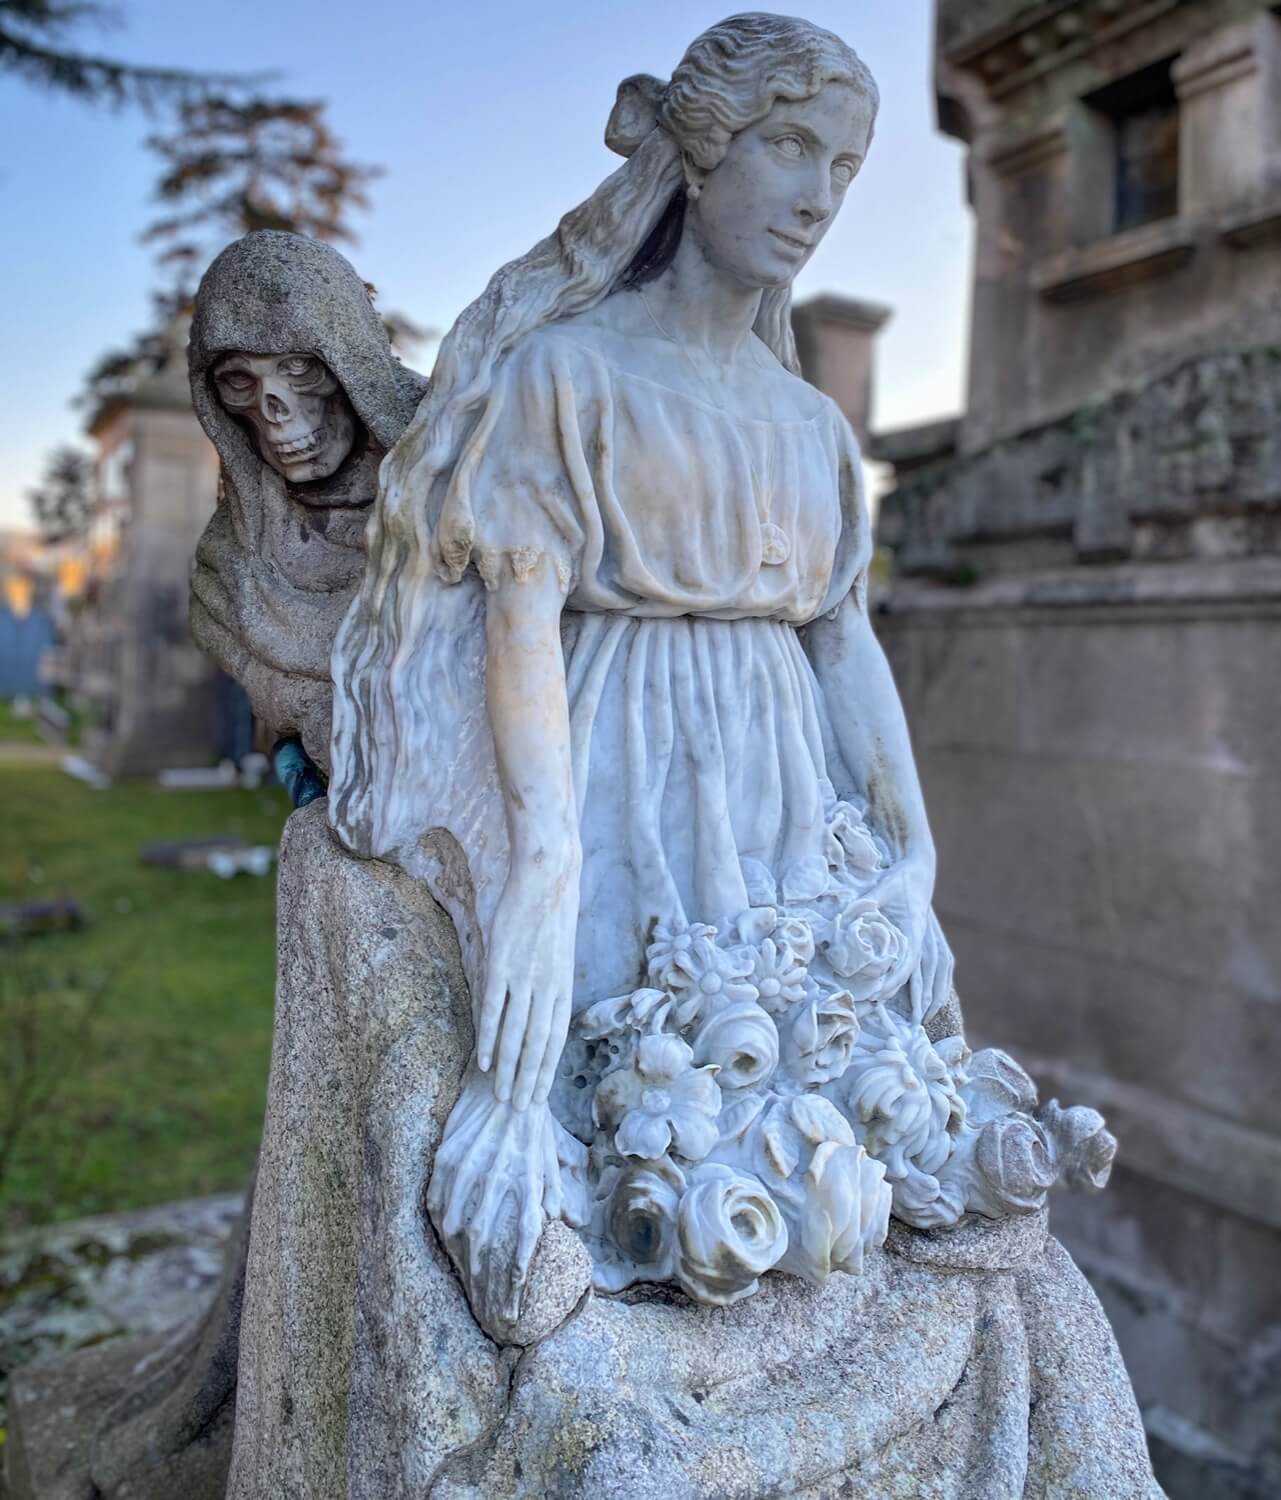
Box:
[875,4,1281,1495]
[65,322,224,775]
[792,294,891,450]
[0,530,57,699]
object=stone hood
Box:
[188,229,427,536]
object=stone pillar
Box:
[792,294,891,447]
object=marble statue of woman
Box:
[330,12,1111,1337]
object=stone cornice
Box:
[986,117,1072,177]
[878,346,1281,575]
[1221,191,1281,248]
[1033,218,1198,301]
[941,0,1191,102]
[1172,23,1260,100]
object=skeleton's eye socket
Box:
[218,371,254,392]
[281,355,320,379]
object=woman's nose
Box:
[797,177,833,226]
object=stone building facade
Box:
[71,327,224,775]
[874,3,1281,1495]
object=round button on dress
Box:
[760,521,791,566]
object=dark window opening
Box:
[1084,59,1180,233]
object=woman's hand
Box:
[478,852,580,1110]
[479,551,581,1111]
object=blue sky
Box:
[0,1,972,528]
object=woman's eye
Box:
[774,135,805,159]
[832,160,856,188]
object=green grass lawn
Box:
[0,702,47,747]
[0,765,291,1232]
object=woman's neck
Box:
[641,229,763,363]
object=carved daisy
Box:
[646,922,759,1024]
[745,936,808,1015]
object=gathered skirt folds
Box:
[565,611,848,1008]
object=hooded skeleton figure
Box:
[189,230,428,769]
[79,237,428,1500]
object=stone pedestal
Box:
[6,804,1163,1499]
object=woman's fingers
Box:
[513,992,555,1111]
[495,981,533,1102]
[534,991,572,1106]
[476,972,508,1073]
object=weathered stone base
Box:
[0,1193,243,1500]
[5,804,1165,1499]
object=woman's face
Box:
[686,80,875,290]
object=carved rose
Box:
[972,1115,1058,1215]
[675,1163,788,1305]
[774,914,816,965]
[604,1160,684,1275]
[793,1141,890,1281]
[727,1095,888,1284]
[827,801,885,877]
[783,988,860,1087]
[841,1015,962,1177]
[1038,1099,1117,1193]
[819,898,908,1000]
[692,1002,779,1091]
[593,1034,722,1163]
[960,1048,1038,1125]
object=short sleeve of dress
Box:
[435,332,598,595]
[814,405,874,618]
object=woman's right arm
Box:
[478,553,582,1110]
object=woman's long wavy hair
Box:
[330,13,877,853]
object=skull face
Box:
[213,352,356,484]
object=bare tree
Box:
[0,0,256,111]
[144,95,381,311]
[26,444,95,542]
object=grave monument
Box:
[876,3,1281,1490]
[5,16,1163,1498]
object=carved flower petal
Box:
[592,1067,641,1129]
[782,855,828,903]
[635,1033,694,1084]
[674,1064,723,1117]
[577,994,634,1040]
[668,1110,719,1164]
[615,1109,674,1161]
[790,1093,857,1148]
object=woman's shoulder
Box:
[505,302,863,440]
[498,314,627,396]
[523,296,661,365]
[748,335,862,436]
